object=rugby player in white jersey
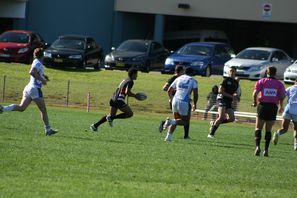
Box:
[0,48,57,136]
[273,79,297,150]
[163,67,198,142]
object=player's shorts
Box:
[257,102,278,121]
[172,98,190,116]
[283,111,297,122]
[217,99,233,109]
[23,85,43,100]
[109,98,127,109]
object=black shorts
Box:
[217,99,233,109]
[257,102,278,121]
[109,98,127,109]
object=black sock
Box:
[210,125,218,136]
[265,131,272,150]
[255,129,262,147]
[184,124,190,138]
[94,115,107,128]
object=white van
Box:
[164,29,229,50]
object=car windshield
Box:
[0,32,30,43]
[52,38,85,50]
[236,49,270,60]
[117,41,148,53]
[177,45,211,56]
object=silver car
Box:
[284,60,297,84]
[223,47,293,80]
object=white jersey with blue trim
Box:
[27,59,44,89]
[286,85,297,115]
[170,74,198,102]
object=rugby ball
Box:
[135,92,147,101]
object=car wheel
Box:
[142,61,150,73]
[94,59,101,70]
[80,60,87,70]
[203,65,211,77]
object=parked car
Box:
[0,30,47,64]
[43,35,103,69]
[284,60,297,84]
[164,42,234,76]
[104,39,169,72]
[223,47,293,80]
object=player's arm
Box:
[162,82,170,91]
[219,85,233,99]
[167,86,175,101]
[252,89,259,107]
[278,94,286,113]
[43,74,49,81]
[192,88,198,110]
[126,87,136,98]
[29,67,47,85]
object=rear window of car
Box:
[236,49,270,60]
[0,32,29,43]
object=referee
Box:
[252,66,286,157]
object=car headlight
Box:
[18,48,29,54]
[191,61,204,67]
[132,56,146,62]
[286,67,292,72]
[69,54,82,59]
[249,65,266,72]
[104,54,114,62]
[224,64,231,69]
[43,51,52,58]
[165,58,174,65]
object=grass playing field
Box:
[0,63,296,197]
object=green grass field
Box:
[0,63,296,197]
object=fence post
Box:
[2,75,6,102]
[66,80,70,107]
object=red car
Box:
[0,30,47,64]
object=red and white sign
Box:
[262,3,272,18]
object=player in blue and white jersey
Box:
[0,48,57,135]
[273,79,297,150]
[162,67,198,142]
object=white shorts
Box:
[172,98,190,116]
[23,85,43,100]
[283,111,297,122]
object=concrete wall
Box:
[0,0,27,18]
[115,0,297,24]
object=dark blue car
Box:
[163,42,234,76]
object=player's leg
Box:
[2,95,32,112]
[273,118,290,145]
[262,120,275,156]
[34,97,57,135]
[203,103,211,120]
[254,117,265,156]
[208,106,226,138]
[91,103,118,131]
[292,121,297,150]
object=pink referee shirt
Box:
[254,77,286,104]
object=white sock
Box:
[3,104,17,112]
